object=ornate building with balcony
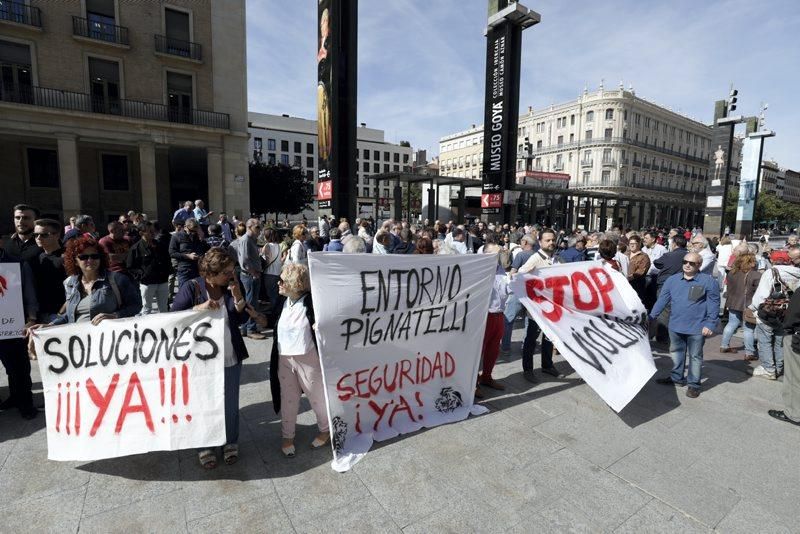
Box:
[439,85,727,229]
[0,0,249,228]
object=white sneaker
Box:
[753,366,777,380]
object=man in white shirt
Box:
[642,231,667,311]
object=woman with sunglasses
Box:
[171,247,250,469]
[50,236,141,326]
[269,263,329,458]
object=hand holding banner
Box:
[32,310,226,461]
[510,263,656,412]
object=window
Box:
[570,114,575,125]
[307,143,314,155]
[253,137,262,150]
[605,108,613,120]
[364,177,369,185]
[586,111,594,122]
[583,150,591,162]
[393,165,399,171]
[362,161,369,172]
[293,141,301,153]
[166,71,194,123]
[384,151,390,162]
[603,148,612,162]
[393,153,399,163]
[604,128,613,140]
[623,110,628,121]
[0,40,33,103]
[403,154,409,163]
[268,138,276,150]
[164,8,192,56]
[362,187,369,197]
[27,148,59,188]
[384,164,389,172]
[373,150,379,160]
[569,133,575,143]
[90,57,121,115]
[307,156,314,168]
[267,153,275,165]
[363,149,369,159]
[373,163,379,173]
[293,155,301,167]
[602,170,610,184]
[536,140,543,149]
[86,0,118,42]
[585,130,592,140]
[582,171,590,184]
[280,154,289,165]
[101,154,129,191]
[281,140,289,151]
[557,135,563,145]
[556,154,563,165]
[384,188,389,197]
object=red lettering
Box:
[336,373,355,401]
[526,277,561,321]
[444,352,455,377]
[368,365,382,396]
[388,395,416,427]
[383,362,399,393]
[354,369,370,398]
[588,267,615,313]
[431,352,444,380]
[545,275,571,321]
[368,399,391,431]
[399,359,413,389]
[86,374,120,437]
[571,271,599,311]
[115,372,154,434]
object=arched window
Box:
[605,108,614,120]
[586,110,594,122]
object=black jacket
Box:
[127,236,171,284]
[654,247,689,291]
[30,249,65,315]
[269,292,316,414]
[169,231,209,277]
[785,289,800,351]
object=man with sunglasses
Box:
[29,219,66,324]
[650,252,720,398]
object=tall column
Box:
[57,134,81,216]
[599,200,608,231]
[612,201,620,229]
[207,147,224,214]
[638,202,645,229]
[139,142,157,217]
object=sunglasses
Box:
[682,260,700,266]
[34,232,55,238]
[78,253,101,261]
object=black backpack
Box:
[757,268,793,329]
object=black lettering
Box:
[192,322,219,360]
[138,328,158,364]
[44,338,68,374]
[360,271,378,314]
[115,330,131,365]
[68,335,85,368]
[341,318,364,350]
[172,326,192,361]
[98,331,115,366]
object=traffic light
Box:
[728,89,738,113]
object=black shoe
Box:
[655,377,685,386]
[523,370,538,384]
[768,409,800,426]
[541,366,563,378]
[19,406,38,420]
[686,388,700,399]
[0,397,16,411]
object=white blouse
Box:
[277,295,314,356]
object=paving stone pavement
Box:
[0,323,798,533]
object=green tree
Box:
[249,162,314,218]
[726,188,800,229]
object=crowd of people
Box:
[2,200,799,471]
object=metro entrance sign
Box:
[481,193,503,209]
[317,179,332,209]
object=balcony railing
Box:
[553,163,564,171]
[526,135,709,165]
[601,158,617,166]
[0,0,42,27]
[0,84,230,129]
[73,16,129,46]
[155,34,202,61]
[580,159,593,167]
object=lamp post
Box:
[715,88,744,236]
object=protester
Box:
[650,251,720,398]
[642,231,667,311]
[286,225,309,264]
[323,227,344,252]
[172,201,194,224]
[598,239,621,272]
[342,236,366,253]
[97,221,131,275]
[217,212,234,242]
[720,252,760,360]
[748,245,800,380]
[627,234,650,300]
[559,235,588,263]
[172,247,248,469]
[126,221,171,314]
[269,263,329,457]
[30,218,66,323]
[261,228,284,312]
[305,226,324,252]
[476,243,509,398]
[689,234,717,275]
[205,223,229,249]
[169,218,209,289]
[193,199,213,230]
[414,237,434,255]
[768,288,800,426]
[233,218,265,340]
[6,204,41,263]
[63,214,96,244]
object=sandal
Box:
[768,410,800,426]
[311,433,330,449]
[281,440,295,458]
[198,449,217,470]
[223,443,239,465]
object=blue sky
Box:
[247,0,800,170]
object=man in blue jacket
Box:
[649,251,719,398]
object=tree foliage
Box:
[249,162,314,217]
[725,187,800,229]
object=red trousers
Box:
[481,312,505,379]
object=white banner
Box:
[309,252,496,472]
[32,310,226,461]
[510,263,656,412]
[0,263,26,340]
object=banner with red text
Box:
[32,310,226,461]
[0,263,26,340]
[309,253,495,472]
[511,263,656,412]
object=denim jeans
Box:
[262,273,280,313]
[721,310,756,354]
[756,323,784,373]
[501,293,523,351]
[224,362,242,444]
[240,272,261,334]
[668,330,706,389]
[140,282,169,314]
[522,317,553,372]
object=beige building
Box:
[783,169,800,204]
[248,112,413,220]
[759,160,782,198]
[439,85,727,228]
[0,0,249,232]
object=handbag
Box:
[757,268,792,328]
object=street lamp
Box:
[716,88,745,236]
